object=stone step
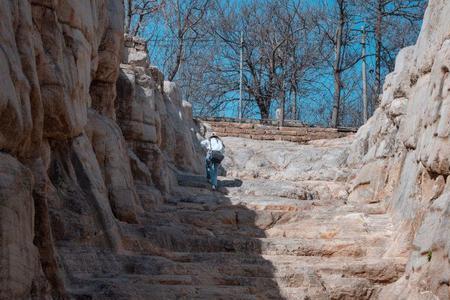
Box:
[168,182,348,210]
[259,237,382,257]
[221,256,403,284]
[60,247,405,284]
[69,279,262,300]
[60,229,404,299]
[144,253,405,284]
[258,211,394,240]
[119,218,390,258]
[279,287,328,300]
[164,205,394,239]
[265,255,406,284]
[225,179,348,203]
[279,277,379,300]
[176,172,211,189]
[318,275,380,300]
[65,253,404,298]
[166,202,391,234]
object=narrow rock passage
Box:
[63,136,405,299]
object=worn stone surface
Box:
[347,1,450,298]
[40,135,407,299]
[115,53,204,197]
[0,153,48,299]
[0,1,202,298]
[85,109,141,224]
[2,0,450,299]
[0,0,126,297]
[222,136,352,183]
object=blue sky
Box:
[141,0,423,126]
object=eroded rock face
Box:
[348,1,450,298]
[116,48,204,199]
[0,1,203,298]
[0,153,47,299]
[86,109,142,224]
[2,0,450,298]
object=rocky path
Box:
[62,137,405,299]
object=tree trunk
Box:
[331,20,343,128]
[331,70,341,128]
[168,38,184,81]
[279,89,285,127]
[257,97,270,121]
[132,14,144,36]
[124,0,132,35]
[375,0,383,105]
[361,26,368,123]
[291,86,297,120]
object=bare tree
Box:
[361,0,426,104]
[143,0,213,82]
[207,0,325,121]
[312,0,363,127]
[331,0,346,128]
[124,0,164,36]
[133,0,424,127]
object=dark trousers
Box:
[206,158,219,187]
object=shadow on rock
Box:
[61,174,285,299]
[218,178,243,188]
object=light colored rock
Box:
[348,160,388,204]
[387,97,407,119]
[380,46,415,107]
[347,1,450,297]
[122,46,149,67]
[413,0,450,74]
[0,0,127,297]
[116,52,204,196]
[0,1,203,297]
[116,67,161,145]
[4,0,450,299]
[122,35,149,67]
[222,136,351,182]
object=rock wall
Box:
[347,1,450,298]
[0,2,202,299]
[3,0,450,299]
[204,120,354,144]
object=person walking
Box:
[201,133,225,191]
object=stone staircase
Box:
[60,136,405,299]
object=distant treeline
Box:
[124,0,426,127]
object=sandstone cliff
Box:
[0,1,202,298]
[347,0,450,298]
[2,0,450,299]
